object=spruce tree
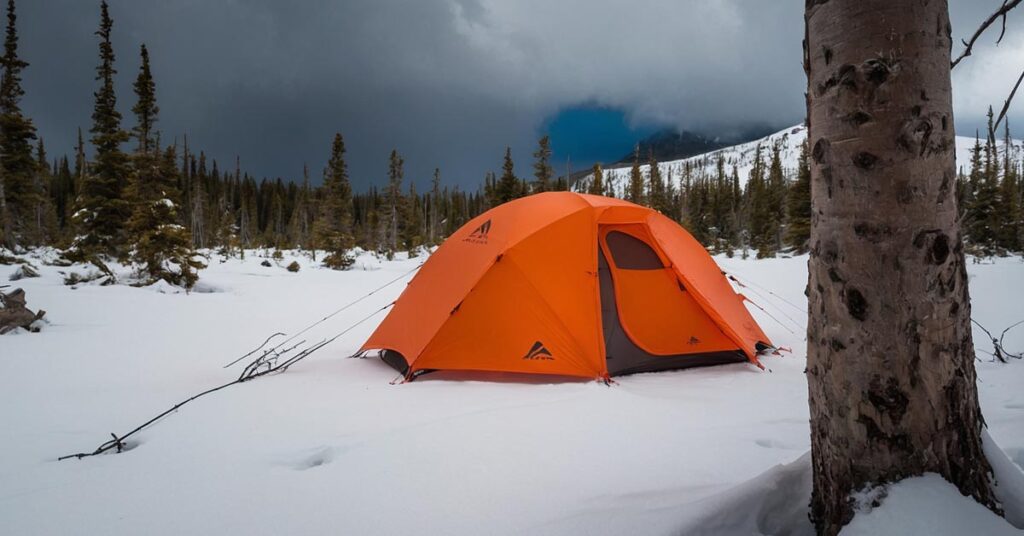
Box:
[73,127,86,193]
[126,44,201,288]
[0,0,37,248]
[746,145,775,258]
[495,147,521,204]
[647,150,671,213]
[996,121,1021,252]
[190,152,206,248]
[128,144,202,288]
[785,139,812,253]
[287,163,312,252]
[53,156,74,235]
[313,134,355,267]
[627,145,644,204]
[384,149,404,258]
[966,133,998,253]
[707,155,735,254]
[429,168,441,244]
[766,141,787,252]
[403,181,422,254]
[131,44,157,153]
[482,171,497,208]
[31,138,56,244]
[72,1,131,259]
[532,135,553,193]
[589,163,604,196]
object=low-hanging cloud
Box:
[17,0,1022,188]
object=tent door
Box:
[597,225,745,376]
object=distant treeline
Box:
[0,1,1018,289]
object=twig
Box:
[221,332,285,369]
[952,0,1023,69]
[999,319,1024,359]
[972,318,1024,363]
[989,68,1024,146]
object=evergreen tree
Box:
[383,149,404,258]
[127,144,202,288]
[0,0,37,248]
[190,152,205,248]
[588,163,604,196]
[766,141,787,252]
[126,44,201,288]
[131,44,157,154]
[31,138,56,244]
[532,135,553,193]
[52,155,74,235]
[239,175,256,248]
[647,150,671,214]
[429,167,441,244]
[683,166,711,245]
[73,127,86,194]
[707,155,736,254]
[402,181,422,254]
[627,145,644,204]
[314,134,355,267]
[496,147,521,204]
[72,1,131,259]
[287,163,312,251]
[746,145,775,258]
[996,121,1021,252]
[966,131,998,253]
[786,139,812,252]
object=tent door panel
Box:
[597,225,744,375]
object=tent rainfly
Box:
[361,192,772,381]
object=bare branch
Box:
[989,67,1024,146]
[58,302,393,461]
[952,0,1023,69]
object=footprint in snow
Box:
[291,446,340,470]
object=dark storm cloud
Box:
[16,1,1024,188]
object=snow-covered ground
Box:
[1,249,1022,535]
[575,124,1024,196]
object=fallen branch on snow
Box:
[57,302,392,461]
[972,318,1024,363]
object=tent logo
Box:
[522,341,554,360]
[464,219,491,244]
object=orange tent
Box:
[360,192,772,381]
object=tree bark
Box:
[804,1,1000,534]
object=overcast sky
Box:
[17,0,1024,189]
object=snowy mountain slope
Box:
[0,250,1022,534]
[575,124,1024,197]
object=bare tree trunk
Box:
[804,1,999,534]
[191,182,205,250]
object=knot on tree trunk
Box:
[0,288,45,334]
